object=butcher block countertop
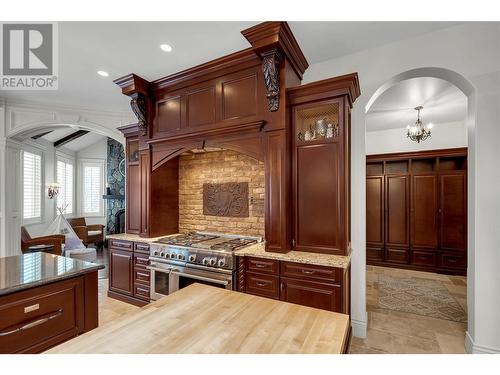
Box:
[47,283,350,354]
[235,243,351,269]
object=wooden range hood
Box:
[116,22,360,255]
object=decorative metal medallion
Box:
[203,182,249,217]
[261,48,281,112]
[130,93,148,136]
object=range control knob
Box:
[209,258,217,266]
[188,255,196,262]
[202,257,210,265]
[153,250,159,256]
[177,254,185,260]
[170,253,177,259]
[159,252,164,258]
[217,259,226,267]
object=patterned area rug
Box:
[377,274,467,322]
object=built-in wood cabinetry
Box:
[237,256,350,314]
[366,148,467,275]
[108,239,151,306]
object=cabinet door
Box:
[126,164,141,234]
[385,175,410,247]
[280,277,341,312]
[411,174,438,250]
[109,248,133,296]
[366,176,384,247]
[439,172,466,252]
[294,142,342,253]
[139,151,151,236]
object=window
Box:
[22,151,42,222]
[81,160,104,216]
[57,159,74,214]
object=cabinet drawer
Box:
[134,242,150,254]
[385,248,409,264]
[133,283,150,301]
[109,240,132,251]
[281,277,340,312]
[281,261,340,283]
[0,278,82,353]
[134,269,151,285]
[367,246,384,262]
[439,252,466,269]
[246,257,279,275]
[134,253,150,268]
[411,250,437,267]
[245,272,280,299]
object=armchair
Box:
[68,217,104,248]
[21,226,66,255]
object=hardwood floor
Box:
[98,279,139,326]
[350,265,467,354]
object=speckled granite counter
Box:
[0,252,104,296]
[235,242,351,269]
[106,233,171,243]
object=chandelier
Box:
[407,106,432,143]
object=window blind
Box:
[57,160,74,214]
[23,151,42,220]
[83,165,102,215]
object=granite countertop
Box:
[47,283,350,354]
[235,242,351,269]
[106,233,169,243]
[0,252,104,296]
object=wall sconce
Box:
[48,183,60,199]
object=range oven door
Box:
[147,263,174,301]
[169,266,233,294]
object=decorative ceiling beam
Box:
[54,130,89,148]
[31,130,53,140]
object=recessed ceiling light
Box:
[160,44,173,52]
[97,70,109,77]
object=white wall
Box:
[366,121,467,155]
[76,137,107,227]
[303,22,500,352]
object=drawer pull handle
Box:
[448,258,458,263]
[302,270,315,275]
[255,264,267,268]
[0,309,63,337]
[255,281,269,287]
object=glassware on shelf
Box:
[315,118,327,137]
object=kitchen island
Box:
[0,252,104,353]
[47,283,351,354]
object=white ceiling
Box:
[366,77,467,132]
[40,128,106,152]
[0,21,461,115]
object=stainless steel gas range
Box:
[147,232,261,300]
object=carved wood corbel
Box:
[130,93,148,136]
[261,49,282,112]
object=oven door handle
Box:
[170,270,230,286]
[146,265,176,273]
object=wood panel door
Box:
[109,248,133,296]
[366,176,384,246]
[385,175,410,247]
[126,164,141,234]
[139,151,151,237]
[439,172,467,252]
[294,142,342,254]
[280,278,341,312]
[411,174,438,250]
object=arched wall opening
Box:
[362,67,476,349]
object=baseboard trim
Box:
[465,331,500,353]
[351,313,368,338]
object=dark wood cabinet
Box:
[108,240,151,306]
[366,148,467,275]
[109,248,133,296]
[238,256,349,314]
[281,277,341,312]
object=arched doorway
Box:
[353,67,476,354]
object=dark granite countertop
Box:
[0,252,104,296]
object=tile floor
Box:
[350,265,468,354]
